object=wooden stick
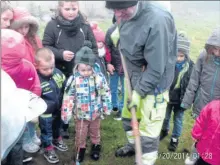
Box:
[119,47,143,165]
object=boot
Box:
[115,143,135,157]
[76,148,86,163]
[160,129,169,141]
[90,144,101,161]
[168,137,179,152]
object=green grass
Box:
[37,16,219,165]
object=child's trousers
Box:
[39,111,61,148]
[75,118,101,148]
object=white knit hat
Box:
[206,27,220,47]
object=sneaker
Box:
[61,130,70,139]
[44,149,59,164]
[114,111,122,121]
[23,142,40,153]
[115,144,135,157]
[168,137,179,152]
[185,156,197,165]
[53,138,68,152]
[90,144,101,161]
[160,129,168,141]
[32,133,41,146]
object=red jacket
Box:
[192,100,220,165]
[1,29,41,96]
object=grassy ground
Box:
[33,17,219,165]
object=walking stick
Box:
[119,46,143,165]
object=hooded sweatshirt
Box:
[181,27,220,116]
[10,7,42,65]
[1,29,41,96]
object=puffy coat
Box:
[192,100,220,165]
[1,29,41,96]
[42,13,98,78]
[10,7,42,65]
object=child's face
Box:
[212,46,220,57]
[36,58,55,77]
[177,51,185,63]
[59,1,79,21]
[1,9,13,29]
[16,23,30,37]
[97,41,104,49]
[78,64,93,77]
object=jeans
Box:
[110,71,124,112]
[39,112,61,148]
[162,104,184,138]
[22,122,36,145]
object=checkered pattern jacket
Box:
[61,64,112,122]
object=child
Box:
[43,1,98,138]
[105,19,125,121]
[61,45,112,162]
[182,27,220,164]
[90,21,110,80]
[35,48,68,164]
[10,7,42,65]
[191,100,220,165]
[160,32,194,151]
[1,1,13,29]
[1,29,42,165]
[9,7,43,154]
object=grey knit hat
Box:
[177,32,190,56]
[206,27,220,47]
[75,46,96,66]
[106,1,138,9]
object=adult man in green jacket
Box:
[106,1,177,164]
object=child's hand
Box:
[107,64,115,75]
[192,137,197,142]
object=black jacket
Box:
[38,68,66,115]
[169,59,194,105]
[105,24,123,74]
[42,15,98,78]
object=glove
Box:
[180,103,187,111]
[128,90,141,110]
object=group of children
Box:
[1,1,220,165]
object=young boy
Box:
[160,32,194,151]
[61,45,112,163]
[35,48,68,164]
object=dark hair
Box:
[26,25,39,53]
[204,44,216,62]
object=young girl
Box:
[10,7,42,154]
[61,45,112,163]
[10,7,42,65]
[90,21,110,81]
[191,100,220,165]
[1,29,42,165]
[43,1,98,138]
[1,1,13,29]
[182,27,220,164]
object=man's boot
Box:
[115,143,135,157]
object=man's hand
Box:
[63,50,74,62]
[107,63,115,75]
[128,90,141,110]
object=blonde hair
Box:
[35,48,54,64]
[1,1,13,14]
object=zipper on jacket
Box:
[88,78,92,120]
[56,29,62,44]
[210,68,219,100]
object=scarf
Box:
[175,60,186,72]
[98,47,106,57]
[56,14,83,37]
[174,61,189,89]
